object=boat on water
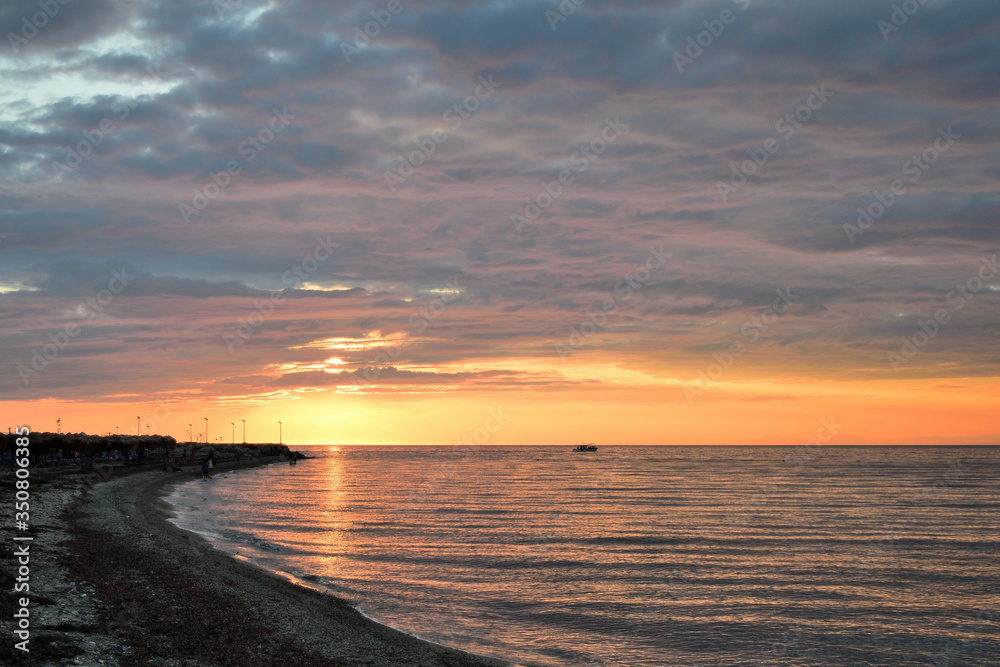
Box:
[572,442,598,452]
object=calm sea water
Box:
[165,446,1000,666]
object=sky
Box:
[1,0,998,445]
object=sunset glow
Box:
[2,0,998,446]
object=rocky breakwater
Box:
[0,432,304,468]
[173,443,303,464]
[0,431,178,464]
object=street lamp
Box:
[188,423,193,442]
[241,419,246,444]
[204,417,208,444]
[278,421,282,445]
[231,422,235,445]
[137,416,141,436]
[115,425,119,435]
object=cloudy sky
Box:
[1,0,998,445]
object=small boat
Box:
[572,442,598,452]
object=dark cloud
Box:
[0,0,998,401]
[1,0,128,54]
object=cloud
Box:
[1,0,998,405]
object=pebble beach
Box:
[1,451,508,667]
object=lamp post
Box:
[204,418,208,444]
[137,416,141,436]
[231,422,235,445]
[115,426,119,435]
[278,421,282,445]
[188,424,192,442]
[241,419,246,444]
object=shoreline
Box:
[3,456,510,666]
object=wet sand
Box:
[2,458,510,666]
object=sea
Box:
[165,446,1000,666]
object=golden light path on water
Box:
[167,446,1000,666]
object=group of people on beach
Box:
[170,447,298,479]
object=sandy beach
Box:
[2,455,509,667]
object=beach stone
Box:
[2,452,496,667]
